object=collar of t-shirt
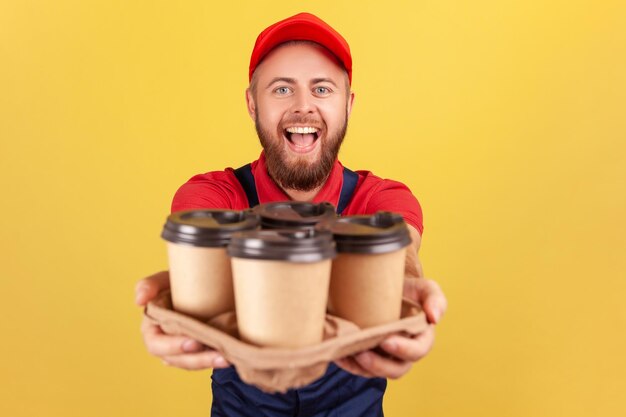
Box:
[250,151,345,207]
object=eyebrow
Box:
[265,77,339,89]
[311,78,338,88]
[265,77,296,89]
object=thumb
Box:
[135,271,170,306]
[415,278,447,325]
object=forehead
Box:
[254,42,347,84]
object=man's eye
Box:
[275,87,291,95]
[314,86,331,95]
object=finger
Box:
[414,279,447,324]
[163,351,231,371]
[379,327,435,362]
[353,351,413,380]
[141,318,205,357]
[135,271,170,306]
[334,357,376,378]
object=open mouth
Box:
[284,126,321,152]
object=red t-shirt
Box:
[172,152,424,235]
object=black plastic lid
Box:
[254,201,336,230]
[331,212,412,254]
[161,209,259,247]
[227,229,336,263]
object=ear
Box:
[245,88,256,120]
[347,91,355,118]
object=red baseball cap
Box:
[249,13,352,84]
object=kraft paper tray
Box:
[145,291,428,393]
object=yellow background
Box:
[1,0,625,416]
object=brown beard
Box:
[255,112,348,192]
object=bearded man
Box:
[135,13,447,417]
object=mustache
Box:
[280,116,325,129]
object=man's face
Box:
[246,42,354,191]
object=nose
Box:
[291,89,315,114]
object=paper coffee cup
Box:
[161,209,258,320]
[329,212,412,328]
[254,201,336,230]
[228,229,336,348]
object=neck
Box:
[282,185,323,202]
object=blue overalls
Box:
[209,165,386,417]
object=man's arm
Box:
[405,225,424,278]
[334,225,447,379]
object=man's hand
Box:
[135,271,231,370]
[334,277,447,379]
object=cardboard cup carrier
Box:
[329,212,412,328]
[228,228,335,348]
[161,209,258,320]
[146,292,427,393]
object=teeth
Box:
[285,126,319,134]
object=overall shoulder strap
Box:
[337,167,359,215]
[233,164,259,208]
